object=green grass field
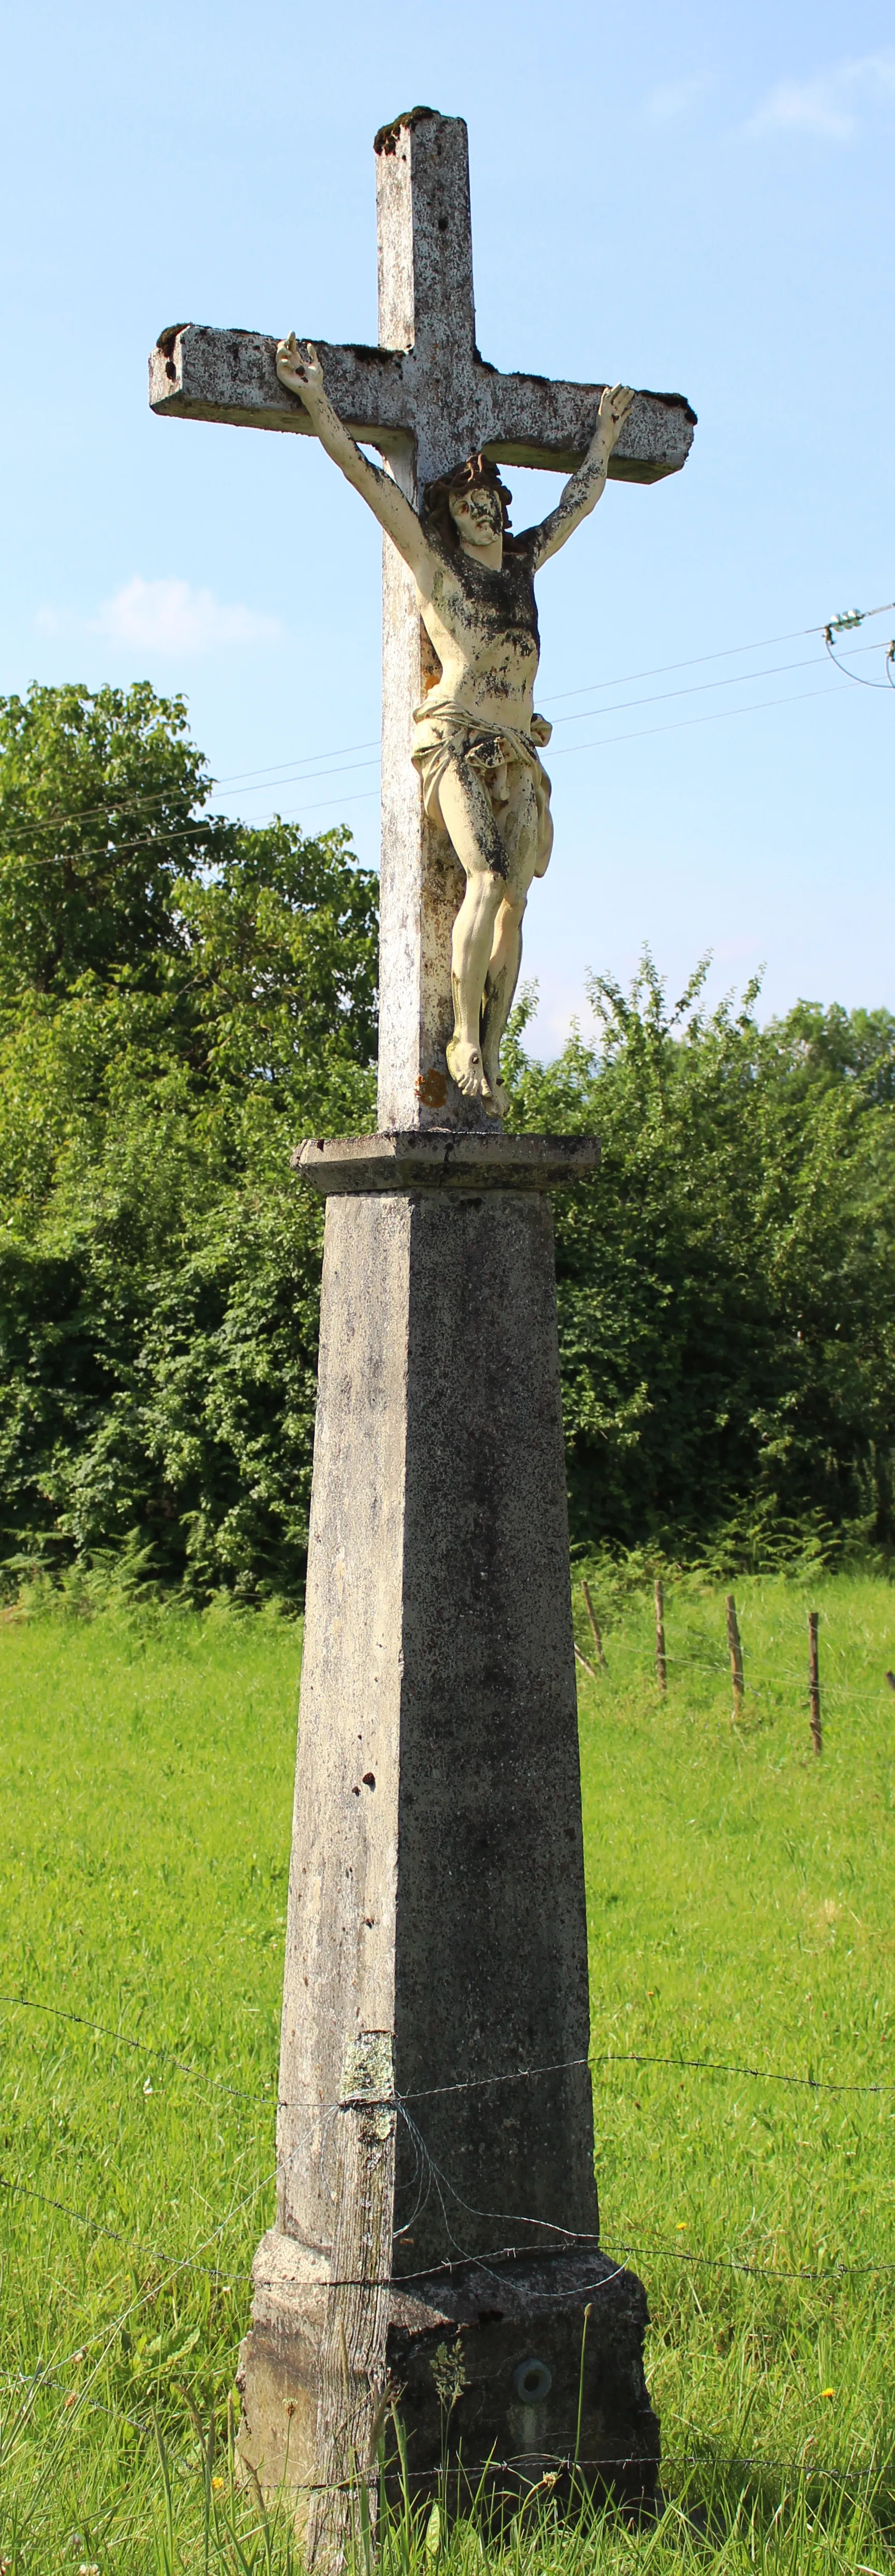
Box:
[1,1571,893,2572]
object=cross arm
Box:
[471,366,696,484]
[149,324,412,454]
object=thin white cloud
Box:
[97,577,281,651]
[645,74,709,126]
[747,50,895,141]
[36,577,281,654]
[748,75,855,140]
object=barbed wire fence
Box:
[2,2001,893,2516]
[2,1598,892,2535]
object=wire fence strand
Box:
[3,1993,892,2112]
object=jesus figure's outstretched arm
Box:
[526,382,636,568]
[275,337,431,581]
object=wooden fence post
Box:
[654,1579,667,1693]
[809,1610,822,1755]
[581,1581,607,1668]
[726,1594,744,1724]
[306,2032,396,2574]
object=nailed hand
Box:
[275,335,325,406]
[596,382,636,448]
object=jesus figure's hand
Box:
[276,335,326,413]
[596,382,636,450]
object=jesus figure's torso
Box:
[416,540,541,732]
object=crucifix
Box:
[151,109,694,2553]
[151,104,694,1129]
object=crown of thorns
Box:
[423,453,513,547]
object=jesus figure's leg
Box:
[480,770,540,1114]
[479,896,525,1114]
[436,756,506,1108]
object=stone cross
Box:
[151,108,694,2549]
[150,106,694,1130]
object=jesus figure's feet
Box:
[446,1035,484,1097]
[446,1035,500,1115]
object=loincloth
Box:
[411,699,553,873]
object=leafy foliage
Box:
[0,680,224,995]
[505,961,895,1554]
[0,684,377,1600]
[1,684,893,1597]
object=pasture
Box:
[1,1570,892,2571]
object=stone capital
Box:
[291,1131,600,1195]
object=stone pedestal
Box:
[237,1135,658,2525]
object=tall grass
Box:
[1,1571,893,2569]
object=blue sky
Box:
[2,0,892,1052]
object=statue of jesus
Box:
[276,335,634,1117]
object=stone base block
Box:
[237,2236,659,2527]
[386,2247,659,2516]
[236,2233,327,2519]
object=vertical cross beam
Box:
[375,114,478,1130]
[376,108,476,439]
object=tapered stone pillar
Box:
[237,1134,659,2526]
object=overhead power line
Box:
[824,607,895,690]
[1,595,891,860]
[0,679,862,861]
[550,676,854,766]
[544,596,895,703]
[550,643,876,730]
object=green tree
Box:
[506,959,895,1553]
[0,683,378,1599]
[0,680,227,996]
[3,680,893,1599]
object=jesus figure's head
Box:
[424,453,513,558]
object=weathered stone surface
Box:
[240,2245,660,2529]
[236,1171,658,2516]
[292,1130,601,1194]
[305,2034,396,2572]
[386,2247,659,2513]
[149,322,693,483]
[147,332,696,484]
[277,1184,596,2267]
[237,2233,326,2507]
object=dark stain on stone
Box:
[342,343,404,368]
[641,387,698,424]
[375,106,437,156]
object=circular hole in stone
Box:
[513,2357,553,2403]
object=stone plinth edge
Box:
[291,1131,600,1194]
[237,2242,659,2518]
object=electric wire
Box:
[0,673,861,866]
[549,639,882,729]
[544,597,895,702]
[2,599,891,853]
